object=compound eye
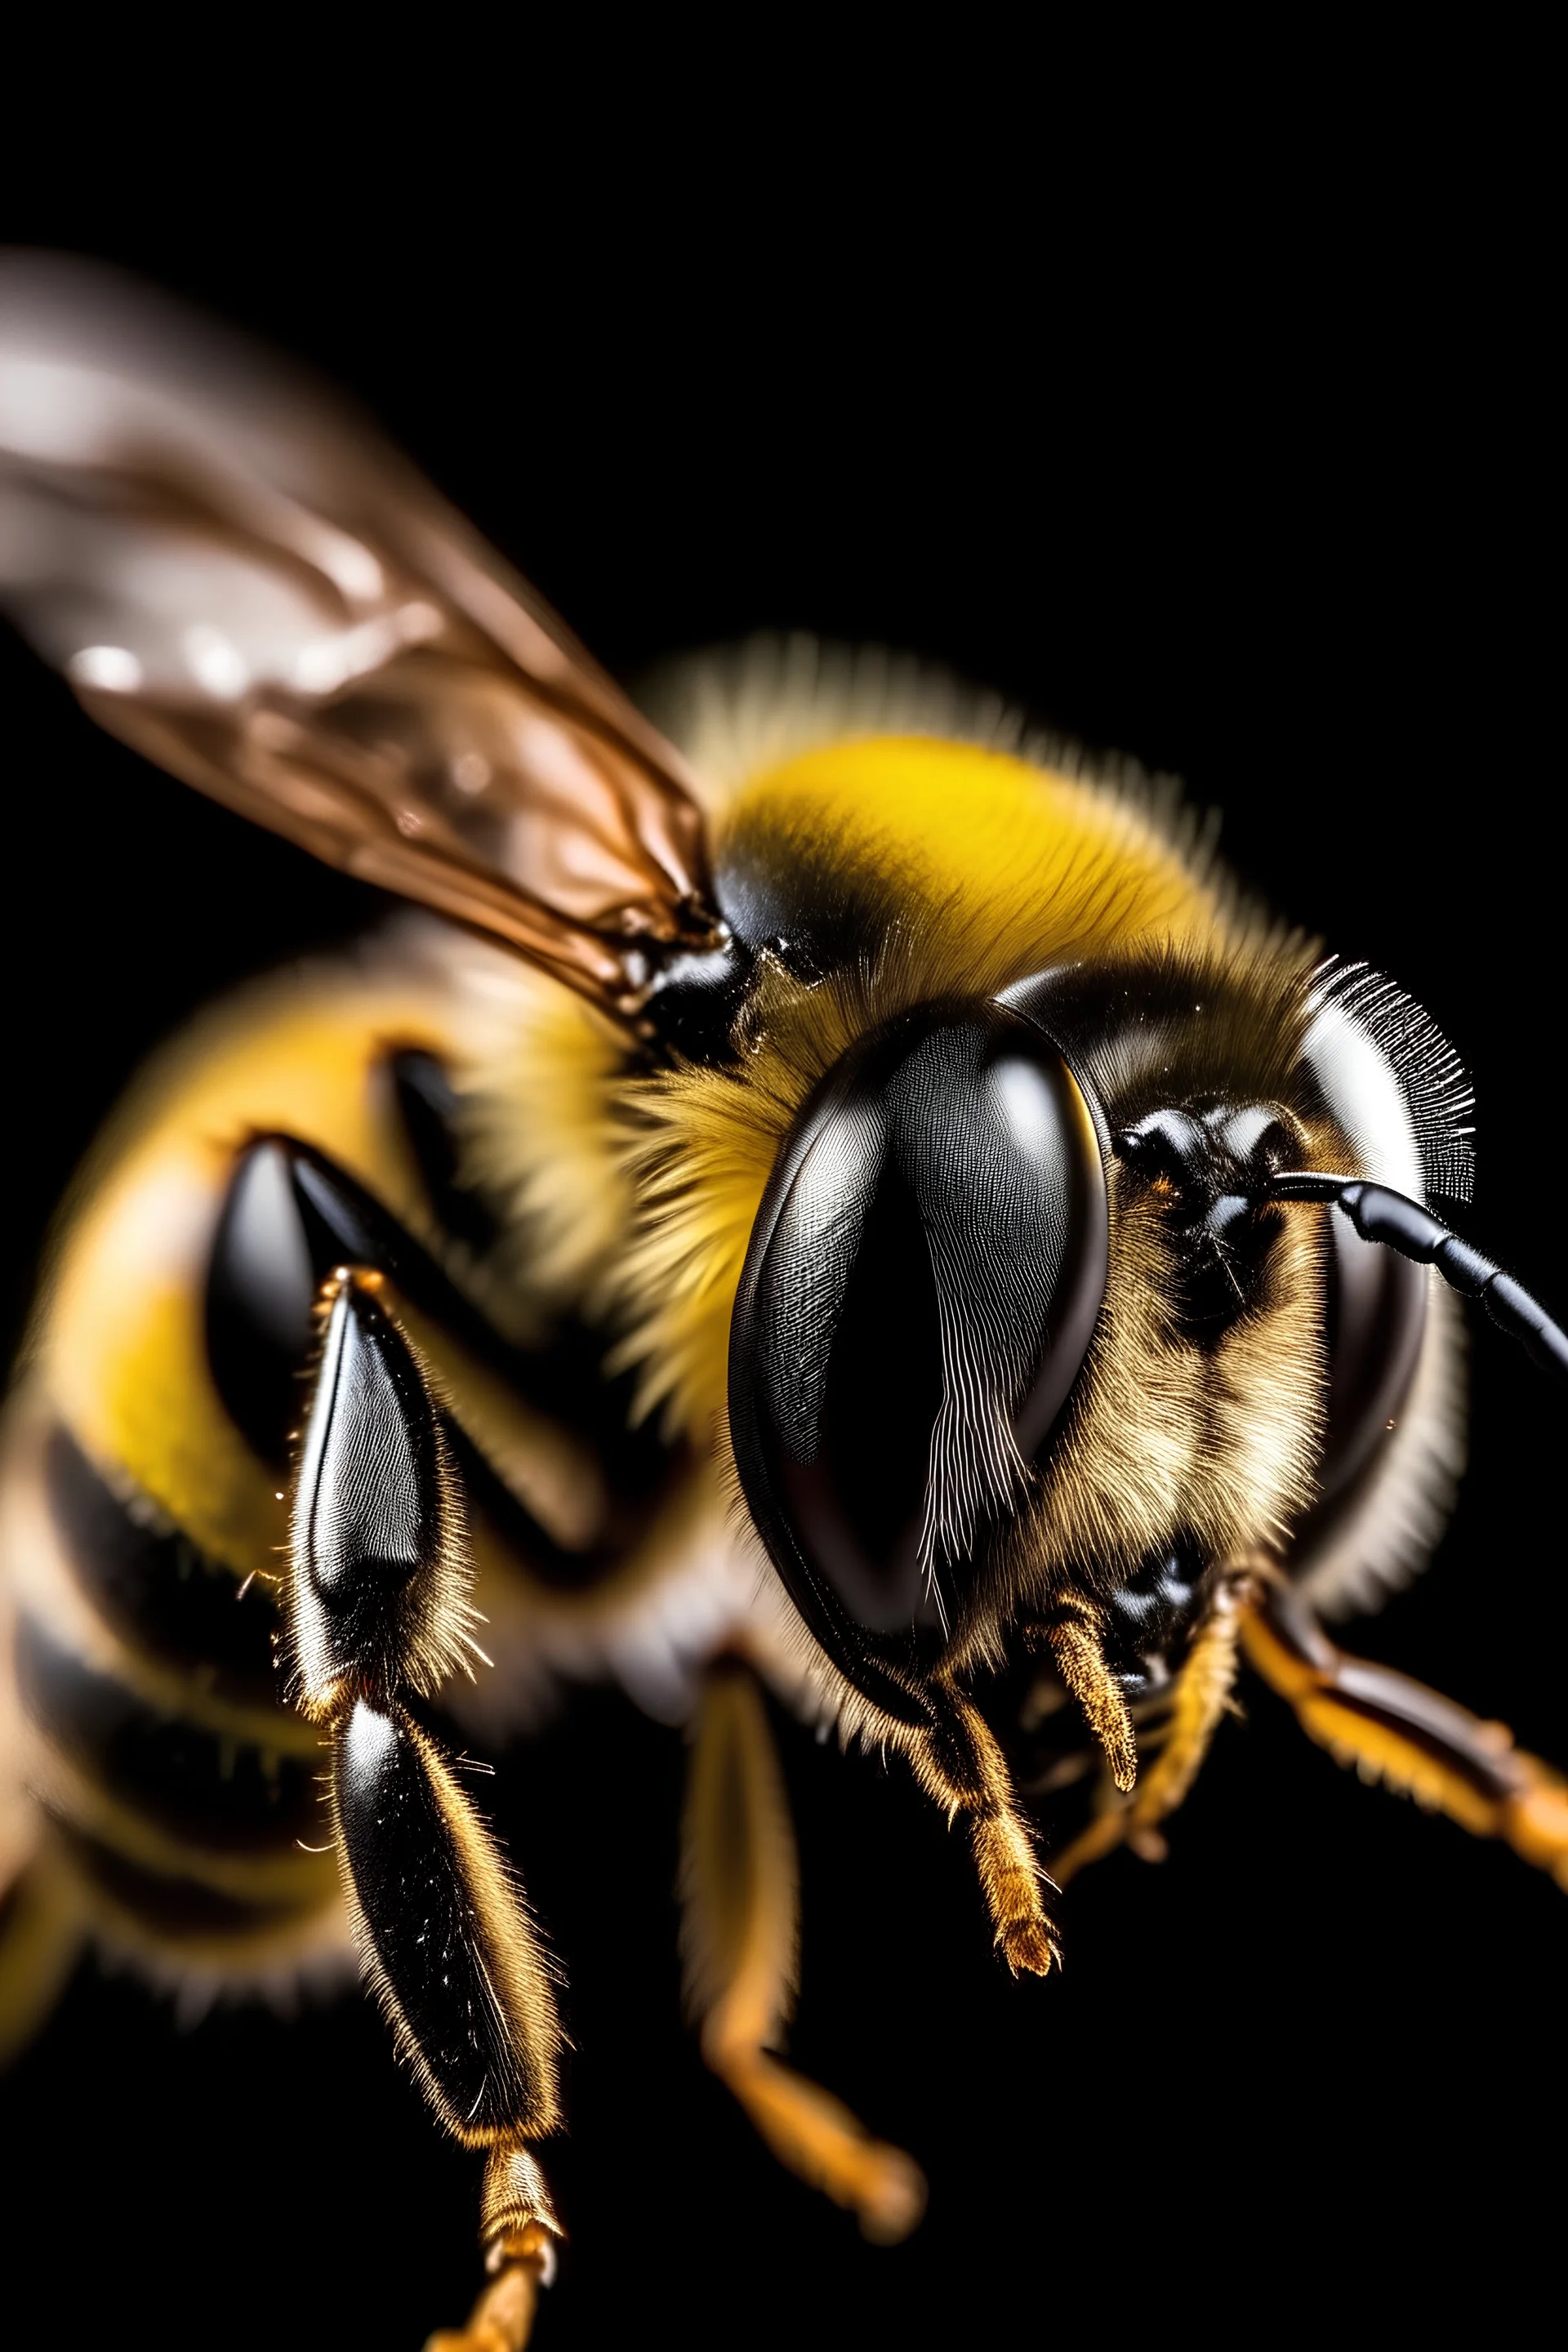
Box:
[1320,1209,1428,1501]
[730,1004,1107,1673]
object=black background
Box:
[1,71,1561,2351]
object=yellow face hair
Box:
[595,734,1303,1446]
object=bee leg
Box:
[1241,1579,1568,1890]
[424,2158,559,2352]
[1036,1594,1138,1792]
[913,1684,1062,1976]
[1048,1566,1257,1885]
[679,1657,927,2243]
[0,1829,82,2066]
[287,1271,564,2350]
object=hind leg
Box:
[287,1267,564,2349]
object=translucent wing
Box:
[0,252,722,1021]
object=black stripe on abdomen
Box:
[389,1048,503,1258]
[43,1422,282,1706]
[49,1820,331,1941]
[14,1611,325,1856]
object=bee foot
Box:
[998,1914,1060,1977]
[423,2227,555,2352]
[857,2145,929,2245]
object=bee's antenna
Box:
[1266,1171,1568,1379]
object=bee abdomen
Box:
[48,1820,332,1944]
[14,1611,323,1857]
[3,974,686,1997]
[3,1404,338,1967]
[389,1049,502,1261]
[210,1125,683,1588]
[2,978,523,1991]
[42,1423,279,1706]
[204,1138,318,1468]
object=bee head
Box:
[728,997,1108,1727]
[727,948,1526,1750]
[1110,1102,1304,1336]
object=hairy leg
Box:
[911,1682,1062,1975]
[1049,1566,1256,1883]
[1242,1579,1568,1888]
[1034,1594,1138,1793]
[680,1657,925,2243]
[289,1269,564,2350]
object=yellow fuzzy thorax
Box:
[603,732,1239,1438]
[719,733,1218,967]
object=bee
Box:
[2,252,1566,2351]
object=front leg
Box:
[1048,1566,1257,1884]
[910,1683,1062,1976]
[287,1269,563,2350]
[1242,1580,1568,1888]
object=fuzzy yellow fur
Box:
[965,1169,1325,1667]
[456,722,1335,1759]
[612,759,1286,1378]
[0,688,1346,2060]
[522,738,1328,1695]
[598,734,1231,1437]
[456,960,636,1334]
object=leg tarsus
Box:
[479,2145,562,2246]
[970,1802,1060,1976]
[423,2223,556,2352]
[1037,1599,1138,1793]
[914,1686,1061,1974]
[705,2030,927,2243]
